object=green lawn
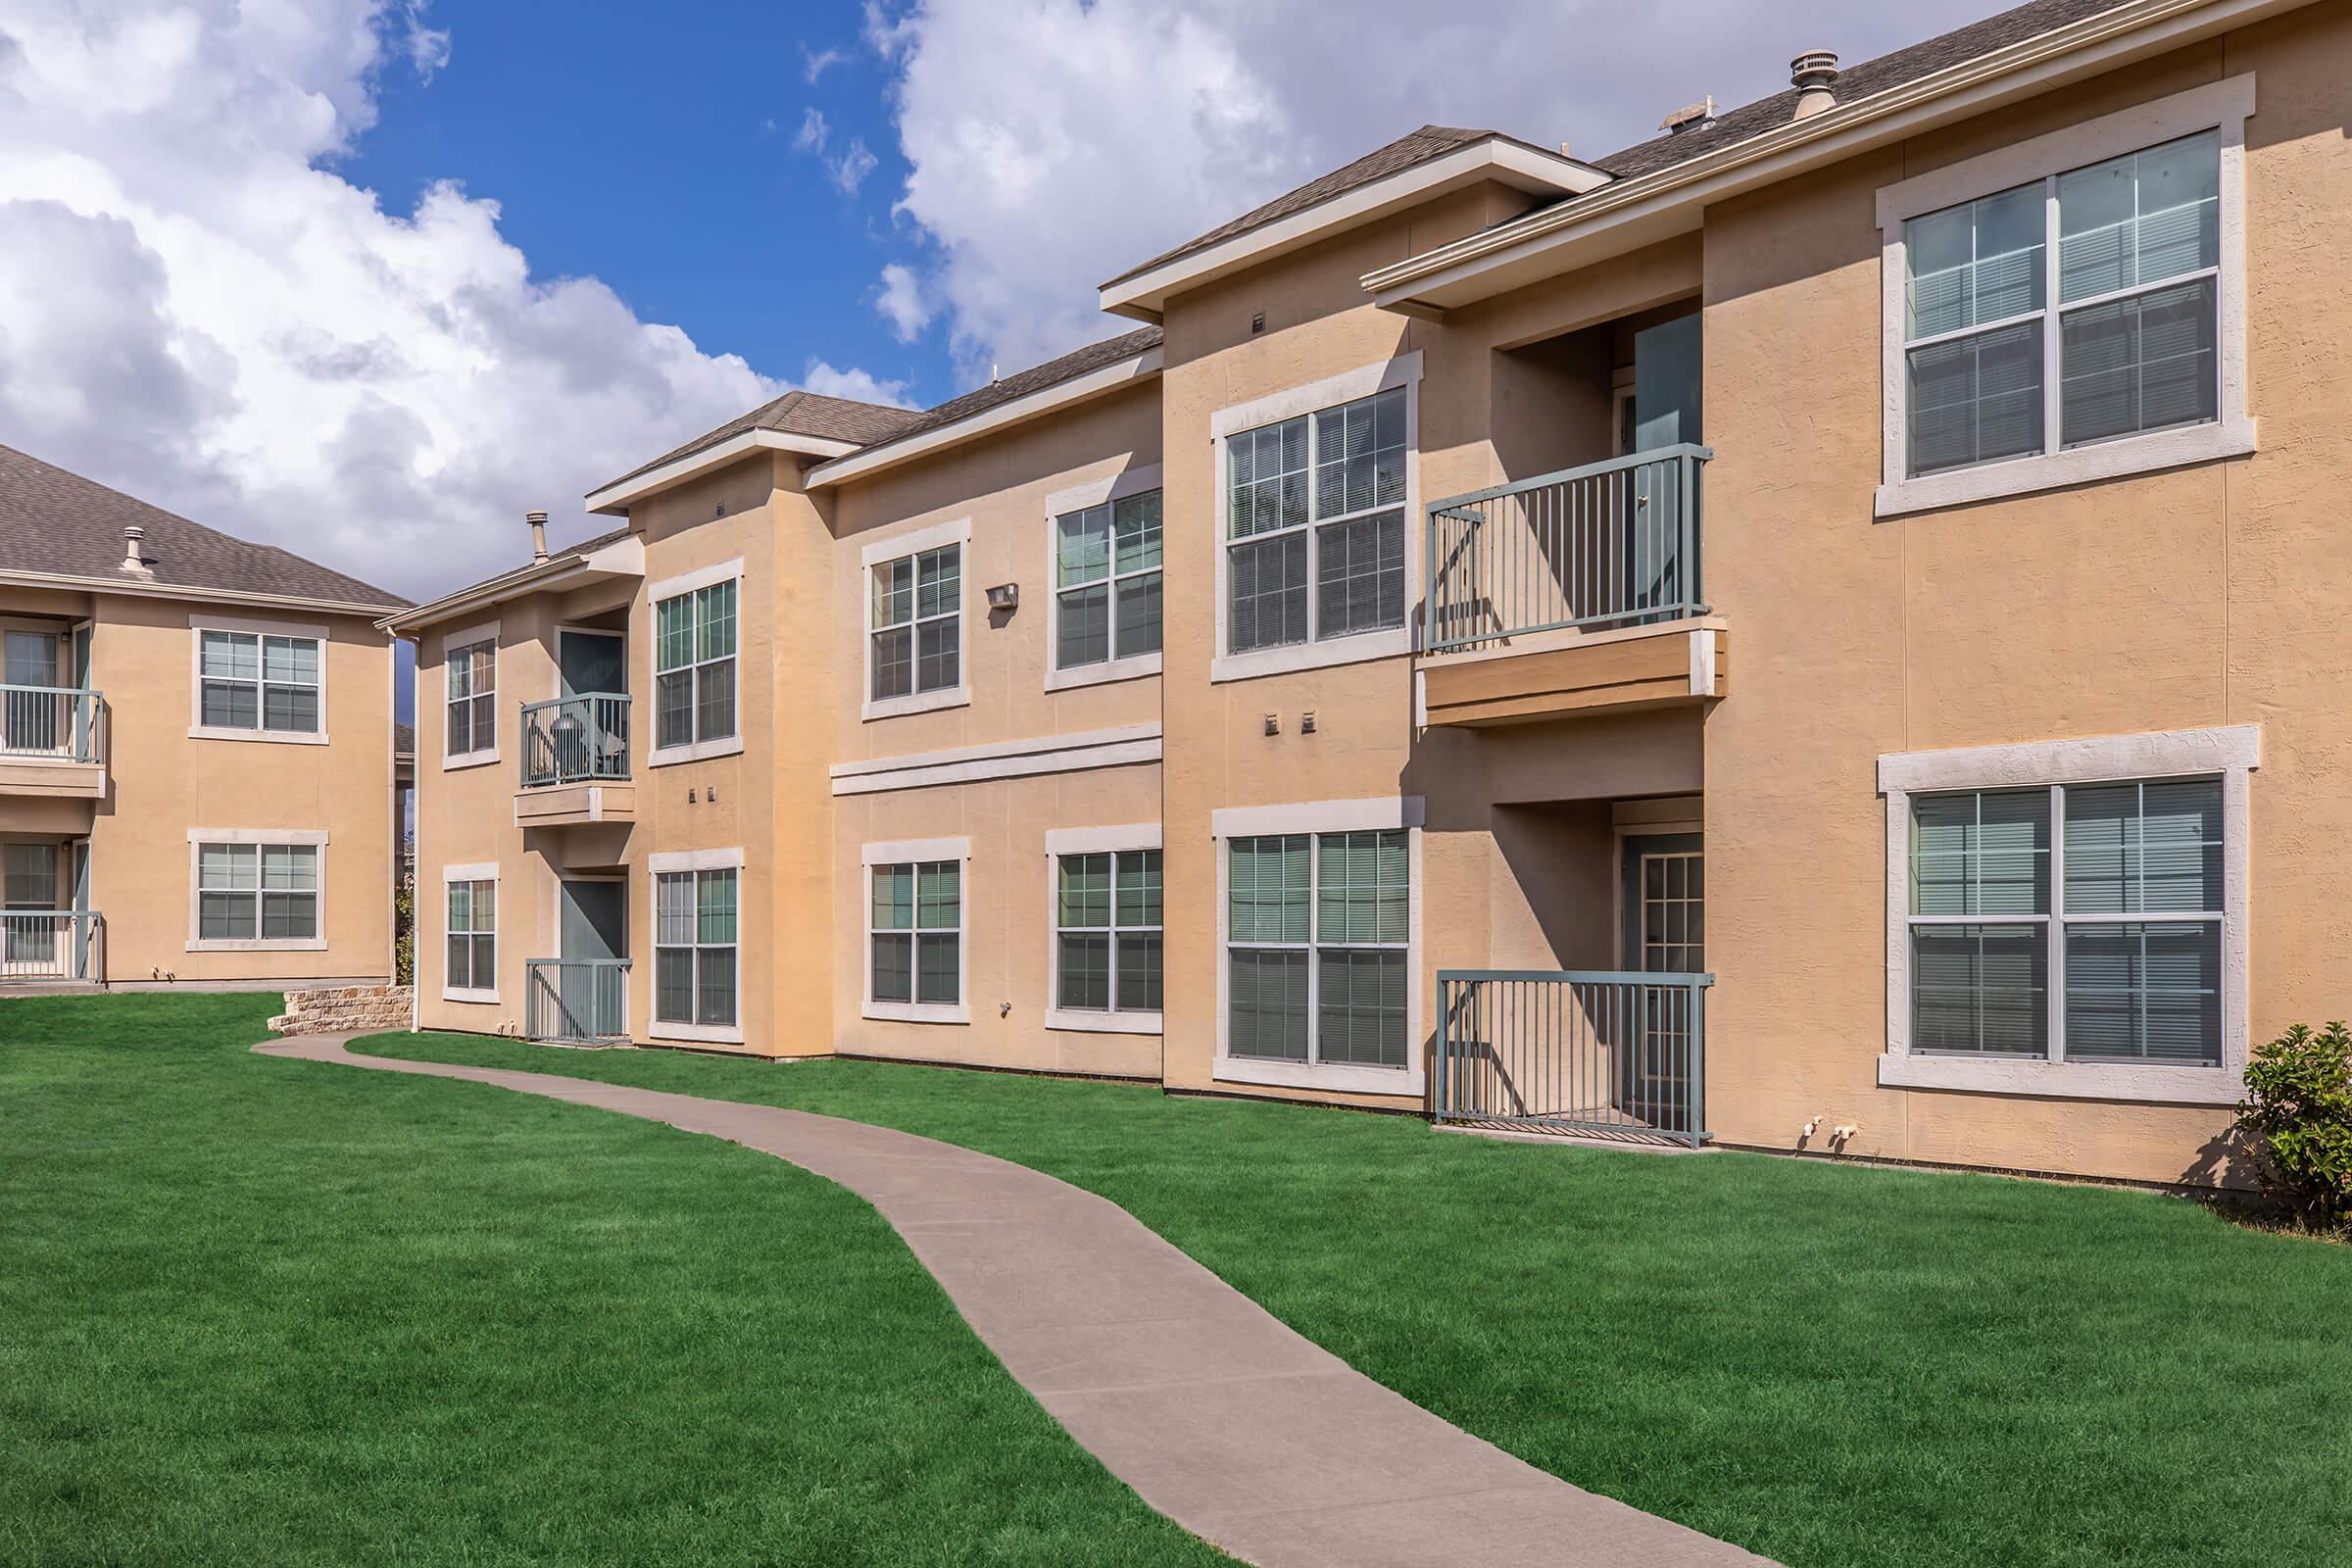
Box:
[0,995,1224,1566]
[351,1029,2352,1568]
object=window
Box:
[1227,829,1409,1070]
[655,868,737,1027]
[870,860,959,1009]
[1907,778,2225,1068]
[198,629,320,735]
[1055,491,1162,669]
[1877,77,2252,515]
[1054,850,1161,1014]
[444,636,495,760]
[870,546,960,702]
[196,843,318,942]
[654,581,737,752]
[446,877,495,994]
[1226,385,1405,656]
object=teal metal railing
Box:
[1425,445,1710,654]
[0,909,104,983]
[518,693,629,788]
[1433,968,1711,1147]
[524,957,631,1043]
[0,685,104,763]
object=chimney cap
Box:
[525,510,549,523]
[1789,50,1840,119]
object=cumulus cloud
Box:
[800,361,915,408]
[865,0,1999,380]
[873,262,932,343]
[0,0,903,600]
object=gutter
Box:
[0,567,404,621]
[377,535,644,635]
[1363,0,2304,308]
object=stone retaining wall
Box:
[270,984,413,1037]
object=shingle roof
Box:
[604,388,928,489]
[394,721,415,756]
[397,522,638,625]
[0,443,407,610]
[1104,125,1501,288]
[826,327,1165,466]
[1592,0,2132,179]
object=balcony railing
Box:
[524,957,631,1043]
[1432,968,1711,1147]
[0,910,104,983]
[1425,444,1710,654]
[0,686,104,763]
[519,693,629,789]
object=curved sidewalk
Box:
[256,1034,1776,1568]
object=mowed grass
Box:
[0,995,1224,1567]
[361,1029,2352,1568]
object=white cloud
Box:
[798,360,914,408]
[828,136,878,195]
[793,105,829,152]
[398,2,448,81]
[865,0,2003,383]
[873,262,931,343]
[0,0,817,599]
[802,42,849,82]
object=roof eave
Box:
[379,534,646,635]
[0,567,405,620]
[1098,139,1609,318]
[805,345,1164,490]
[584,427,864,516]
[1365,0,2305,315]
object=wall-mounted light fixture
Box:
[985,582,1019,612]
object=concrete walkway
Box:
[256,1034,1777,1568]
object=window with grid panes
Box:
[196,843,318,941]
[1054,850,1162,1013]
[1904,130,2220,477]
[1055,491,1162,668]
[870,546,960,700]
[655,868,737,1026]
[1227,829,1408,1068]
[200,629,321,735]
[1225,385,1405,654]
[444,637,494,756]
[654,582,737,750]
[1908,777,2222,1065]
[870,860,960,1005]
[445,877,494,990]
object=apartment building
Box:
[0,445,407,989]
[399,0,2351,1188]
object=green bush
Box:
[2235,1021,2352,1231]
[393,869,415,987]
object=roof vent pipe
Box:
[122,524,149,573]
[1790,50,1839,119]
[526,510,550,565]
[1659,95,1716,134]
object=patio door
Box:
[1623,314,1702,620]
[1619,834,1703,1127]
[554,629,625,782]
[558,878,627,1039]
[4,629,63,755]
[3,843,62,976]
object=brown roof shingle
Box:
[825,327,1164,467]
[0,443,407,610]
[602,388,929,490]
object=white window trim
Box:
[441,619,501,769]
[185,828,328,953]
[648,560,746,766]
[1878,724,2256,1104]
[861,835,970,1024]
[647,848,745,1045]
[861,517,972,721]
[440,860,499,1003]
[1874,74,2257,518]
[1044,465,1165,692]
[186,612,330,746]
[1212,797,1426,1095]
[1210,353,1422,683]
[1044,822,1164,1036]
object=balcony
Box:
[1432,968,1712,1147]
[514,693,633,828]
[0,910,105,984]
[1420,447,1725,727]
[0,686,107,797]
[525,957,630,1043]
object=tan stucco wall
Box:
[0,584,396,985]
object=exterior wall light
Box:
[985,583,1019,612]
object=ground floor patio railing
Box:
[1433,968,1711,1147]
[0,910,104,983]
[524,958,630,1044]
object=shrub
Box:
[2235,1021,2352,1231]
